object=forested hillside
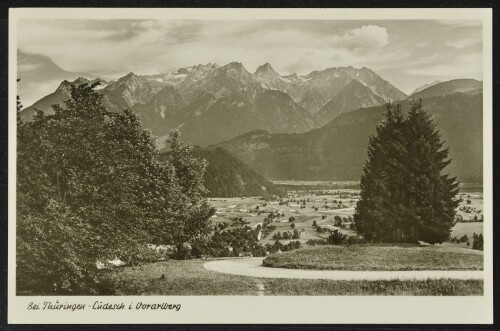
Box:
[192,147,282,198]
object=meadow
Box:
[262,245,484,271]
[107,183,484,296]
[109,258,483,296]
[208,183,483,245]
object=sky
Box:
[17,19,483,106]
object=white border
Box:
[8,8,493,324]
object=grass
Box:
[451,222,483,238]
[108,258,483,296]
[263,278,483,296]
[110,259,258,295]
[262,245,483,271]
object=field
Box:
[262,245,484,271]
[107,182,484,296]
[109,258,483,296]
[208,183,484,245]
[452,222,483,238]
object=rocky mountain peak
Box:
[115,72,147,89]
[221,62,248,73]
[55,80,72,93]
[255,63,277,76]
[72,77,90,85]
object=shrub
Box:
[306,239,327,246]
[472,233,483,251]
[327,230,347,245]
[345,236,366,246]
[459,234,469,243]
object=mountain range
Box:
[20,62,483,183]
[215,80,483,182]
[21,62,405,146]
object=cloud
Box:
[18,63,41,72]
[284,56,315,74]
[437,20,482,28]
[446,38,481,49]
[16,19,483,97]
[331,25,389,53]
[404,53,482,77]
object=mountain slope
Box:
[410,79,482,99]
[192,147,282,197]
[20,77,107,121]
[216,92,483,182]
[317,80,386,124]
[17,50,99,107]
[101,72,163,111]
[137,62,317,146]
[296,66,406,114]
[21,62,407,146]
[411,80,442,95]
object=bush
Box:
[327,230,347,245]
[345,236,366,246]
[306,239,327,246]
[472,233,483,251]
[272,232,282,240]
[459,234,469,243]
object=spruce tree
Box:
[403,100,459,243]
[354,103,406,242]
[354,100,459,244]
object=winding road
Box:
[204,257,483,280]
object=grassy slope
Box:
[110,259,258,295]
[109,258,483,296]
[262,245,483,271]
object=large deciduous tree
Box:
[354,100,459,244]
[17,83,213,294]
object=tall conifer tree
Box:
[355,103,406,241]
[403,100,459,243]
[354,100,459,243]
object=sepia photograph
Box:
[7,7,493,324]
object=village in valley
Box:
[203,182,483,257]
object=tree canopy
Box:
[354,100,459,244]
[17,83,213,294]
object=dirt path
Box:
[204,257,483,280]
